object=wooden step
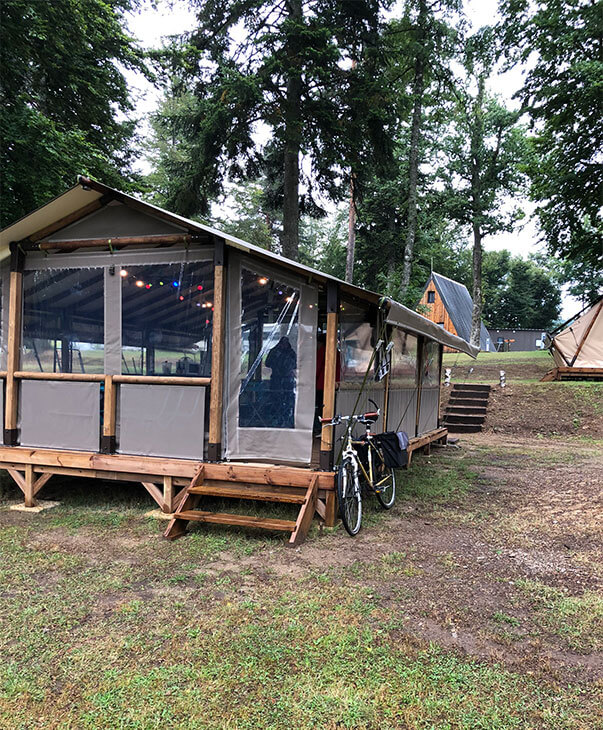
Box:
[448,396,489,406]
[450,389,490,397]
[446,405,487,415]
[443,423,483,433]
[175,510,297,532]
[443,414,486,424]
[453,383,490,391]
[188,482,307,504]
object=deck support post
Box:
[4,243,24,446]
[320,282,339,470]
[163,475,174,513]
[208,239,226,461]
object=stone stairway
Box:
[442,383,490,433]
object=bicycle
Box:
[321,399,396,536]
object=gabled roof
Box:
[0,177,479,357]
[425,272,491,350]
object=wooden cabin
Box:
[418,272,492,352]
[0,178,478,543]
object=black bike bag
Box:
[374,431,408,468]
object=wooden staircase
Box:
[442,383,490,433]
[164,466,323,546]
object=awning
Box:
[384,298,479,358]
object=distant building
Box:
[488,328,547,352]
[418,272,493,351]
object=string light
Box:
[145,284,152,289]
[197,285,204,291]
[258,277,268,285]
[136,280,144,288]
[120,270,128,278]
[159,281,164,286]
[179,295,184,301]
[172,281,179,288]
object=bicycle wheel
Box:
[337,457,362,536]
[373,448,396,510]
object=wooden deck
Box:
[0,425,447,544]
[541,366,603,382]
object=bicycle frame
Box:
[341,418,389,493]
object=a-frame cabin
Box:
[418,272,492,352]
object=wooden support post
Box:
[437,344,443,427]
[101,375,117,453]
[208,239,226,461]
[24,464,35,507]
[414,336,424,437]
[163,475,174,513]
[320,282,339,470]
[324,489,337,527]
[4,243,24,446]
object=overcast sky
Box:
[124,0,578,317]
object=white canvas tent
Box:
[543,296,603,380]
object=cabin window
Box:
[121,260,213,377]
[427,290,435,303]
[389,330,418,387]
[22,267,105,373]
[238,267,299,429]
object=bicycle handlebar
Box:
[320,404,381,427]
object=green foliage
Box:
[482,253,561,329]
[0,0,145,226]
[499,0,603,268]
[149,0,395,258]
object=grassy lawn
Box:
[1,435,601,729]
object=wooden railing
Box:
[0,370,211,453]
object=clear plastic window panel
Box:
[339,301,376,384]
[239,268,299,429]
[421,340,440,387]
[121,261,214,377]
[22,268,104,373]
[390,330,418,387]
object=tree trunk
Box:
[399,0,427,299]
[345,175,356,282]
[470,222,483,347]
[469,74,486,349]
[281,0,303,261]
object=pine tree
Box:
[0,0,145,225]
[151,0,394,261]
